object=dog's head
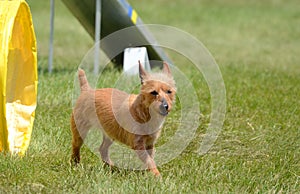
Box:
[139,61,176,116]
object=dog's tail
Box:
[78,68,91,92]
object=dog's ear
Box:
[162,62,172,77]
[139,60,148,84]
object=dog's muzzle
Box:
[159,98,169,116]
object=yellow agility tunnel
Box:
[0,0,38,156]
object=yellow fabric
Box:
[0,0,38,156]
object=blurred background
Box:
[27,0,300,72]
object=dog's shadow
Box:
[102,162,148,176]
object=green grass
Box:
[1,0,300,193]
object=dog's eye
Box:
[167,90,172,94]
[150,91,158,96]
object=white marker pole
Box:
[48,0,55,73]
[94,0,101,75]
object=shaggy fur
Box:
[70,61,176,176]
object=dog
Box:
[70,61,176,176]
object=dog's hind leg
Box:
[99,133,114,166]
[70,113,90,164]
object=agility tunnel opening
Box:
[0,0,38,156]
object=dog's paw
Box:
[70,155,80,166]
[150,167,161,177]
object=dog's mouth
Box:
[159,111,168,116]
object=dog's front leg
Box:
[134,135,160,176]
[146,144,154,159]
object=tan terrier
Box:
[70,61,176,176]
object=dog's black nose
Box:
[163,103,168,110]
[162,99,168,110]
[159,99,169,116]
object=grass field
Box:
[1,0,300,193]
